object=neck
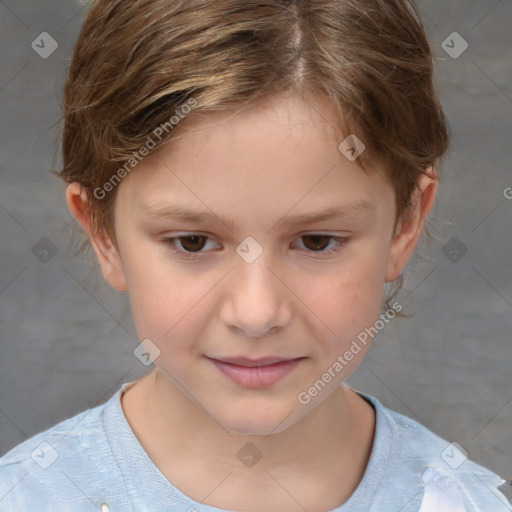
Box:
[122,369,375,509]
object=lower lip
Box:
[208,358,304,389]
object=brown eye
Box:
[177,235,208,252]
[163,234,212,254]
[301,234,332,251]
[295,234,350,256]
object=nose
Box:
[219,250,292,339]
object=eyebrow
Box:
[139,199,374,231]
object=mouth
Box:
[206,356,305,389]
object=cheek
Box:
[296,245,387,374]
[301,248,386,327]
[124,245,211,347]
[128,269,214,384]
[309,277,383,349]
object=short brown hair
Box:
[55,0,450,303]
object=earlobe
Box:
[65,182,128,292]
[385,169,438,283]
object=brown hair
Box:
[55,0,450,307]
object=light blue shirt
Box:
[1,381,511,511]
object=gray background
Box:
[0,0,511,482]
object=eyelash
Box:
[162,233,350,259]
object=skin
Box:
[66,92,437,512]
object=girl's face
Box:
[91,93,429,435]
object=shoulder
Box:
[0,398,105,467]
[0,394,122,511]
[368,394,512,511]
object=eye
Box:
[295,234,349,256]
[162,233,219,257]
[162,233,350,259]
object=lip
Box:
[207,356,305,388]
[211,356,300,367]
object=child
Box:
[1,0,511,510]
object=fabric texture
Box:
[1,380,511,512]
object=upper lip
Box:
[208,356,303,367]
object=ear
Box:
[66,182,128,292]
[385,168,438,282]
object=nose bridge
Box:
[233,241,280,301]
[221,239,290,337]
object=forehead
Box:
[115,93,394,226]
[149,93,351,163]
